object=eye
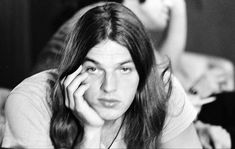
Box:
[120,67,131,74]
[86,66,98,73]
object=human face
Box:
[82,40,139,121]
[139,0,172,30]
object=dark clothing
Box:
[198,91,235,147]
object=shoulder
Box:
[168,75,188,113]
[2,70,56,148]
[11,69,56,99]
[6,69,57,117]
[6,69,57,116]
[161,75,197,143]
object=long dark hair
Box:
[49,2,172,149]
[55,0,147,28]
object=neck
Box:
[101,117,125,148]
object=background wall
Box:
[0,0,235,88]
[186,0,235,60]
[0,0,31,88]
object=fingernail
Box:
[60,77,65,84]
[76,65,82,72]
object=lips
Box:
[98,98,120,108]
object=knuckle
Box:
[74,90,82,97]
[67,85,74,92]
[65,101,68,107]
[63,79,70,87]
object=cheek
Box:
[119,76,139,103]
[84,85,99,106]
[83,76,101,103]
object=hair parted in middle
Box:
[49,2,172,149]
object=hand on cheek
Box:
[61,65,104,128]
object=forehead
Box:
[86,40,133,65]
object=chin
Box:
[98,110,123,121]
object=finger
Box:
[65,98,69,107]
[199,133,212,149]
[68,73,88,109]
[68,72,88,90]
[214,142,222,149]
[199,97,216,105]
[209,127,226,149]
[64,81,69,108]
[60,77,66,92]
[60,77,66,85]
[202,140,212,149]
[74,83,90,110]
[61,77,69,108]
[191,96,215,107]
[64,65,83,87]
[61,68,80,108]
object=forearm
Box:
[160,0,187,70]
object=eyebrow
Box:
[83,57,134,65]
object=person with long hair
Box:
[2,2,200,148]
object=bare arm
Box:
[160,0,187,71]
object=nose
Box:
[101,72,117,93]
